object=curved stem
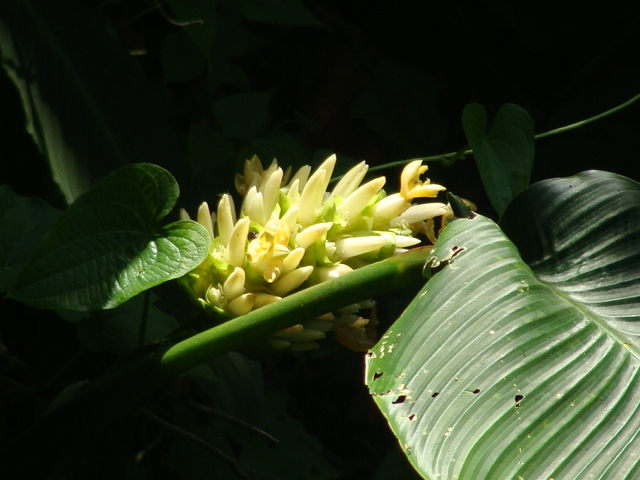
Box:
[335,93,640,181]
[534,93,640,140]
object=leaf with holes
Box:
[366,170,640,480]
[9,164,210,311]
[462,103,535,215]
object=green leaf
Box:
[366,170,640,480]
[9,164,210,311]
[0,0,183,204]
[0,186,61,292]
[462,103,535,215]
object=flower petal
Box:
[197,202,214,239]
[228,293,256,316]
[391,203,448,226]
[328,160,368,200]
[339,176,386,221]
[296,222,333,249]
[270,265,314,296]
[226,217,250,267]
[333,236,388,260]
[222,267,246,301]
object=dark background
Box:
[1,1,639,479]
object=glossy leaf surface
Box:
[367,170,640,479]
[9,164,210,311]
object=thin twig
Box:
[535,93,640,140]
[139,408,251,479]
[183,397,280,446]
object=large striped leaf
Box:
[366,170,640,479]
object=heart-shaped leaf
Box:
[367,170,640,479]
[462,103,535,215]
[9,164,210,311]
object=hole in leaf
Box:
[515,394,524,408]
[427,245,467,274]
[408,414,416,421]
[431,392,439,398]
[373,370,384,380]
[392,395,407,404]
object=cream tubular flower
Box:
[181,154,459,351]
[400,160,446,201]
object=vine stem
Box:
[534,93,640,139]
[339,93,640,180]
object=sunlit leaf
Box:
[9,164,210,311]
[462,103,534,215]
[367,170,640,479]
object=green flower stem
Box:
[5,247,432,477]
[159,246,432,375]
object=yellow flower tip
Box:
[400,160,446,201]
[328,160,369,200]
[287,329,327,342]
[245,189,266,226]
[253,292,281,309]
[273,324,304,338]
[333,236,388,260]
[228,292,256,316]
[288,165,311,191]
[225,217,251,267]
[261,166,284,217]
[296,222,334,249]
[197,202,215,239]
[270,265,314,296]
[217,194,236,246]
[315,264,354,283]
[390,203,449,227]
[339,176,386,220]
[394,235,422,248]
[297,155,337,225]
[281,247,306,276]
[298,168,327,227]
[222,267,246,301]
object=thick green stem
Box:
[159,246,432,375]
[3,247,432,477]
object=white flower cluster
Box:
[180,155,448,351]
